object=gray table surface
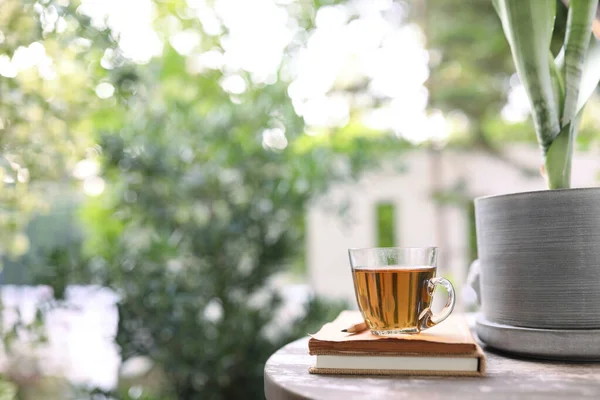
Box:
[264,336,600,400]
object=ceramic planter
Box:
[474,188,600,330]
[470,188,600,360]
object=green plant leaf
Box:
[576,37,600,114]
[555,46,565,69]
[562,0,597,126]
[493,0,560,153]
[544,107,583,189]
[550,51,566,113]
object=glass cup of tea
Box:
[348,247,455,335]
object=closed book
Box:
[308,311,485,376]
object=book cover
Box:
[308,311,485,376]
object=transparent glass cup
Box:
[348,247,455,335]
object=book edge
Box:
[312,345,483,357]
[308,341,478,356]
[309,348,486,377]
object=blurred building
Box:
[307,144,600,306]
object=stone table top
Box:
[264,336,600,400]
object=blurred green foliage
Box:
[0,0,113,262]
[78,38,400,400]
[423,0,513,138]
[1,0,404,398]
[0,377,17,400]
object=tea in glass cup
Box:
[348,247,455,335]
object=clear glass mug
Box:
[348,247,455,335]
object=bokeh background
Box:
[1,0,600,399]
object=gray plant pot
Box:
[474,187,600,329]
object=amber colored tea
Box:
[352,266,435,333]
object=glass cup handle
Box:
[419,277,456,330]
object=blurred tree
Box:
[80,31,403,400]
[0,0,114,266]
[5,1,402,399]
[1,0,374,396]
[421,0,513,143]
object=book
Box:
[308,311,485,376]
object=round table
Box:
[264,337,600,399]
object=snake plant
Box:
[493,0,600,189]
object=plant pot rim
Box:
[475,187,600,203]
